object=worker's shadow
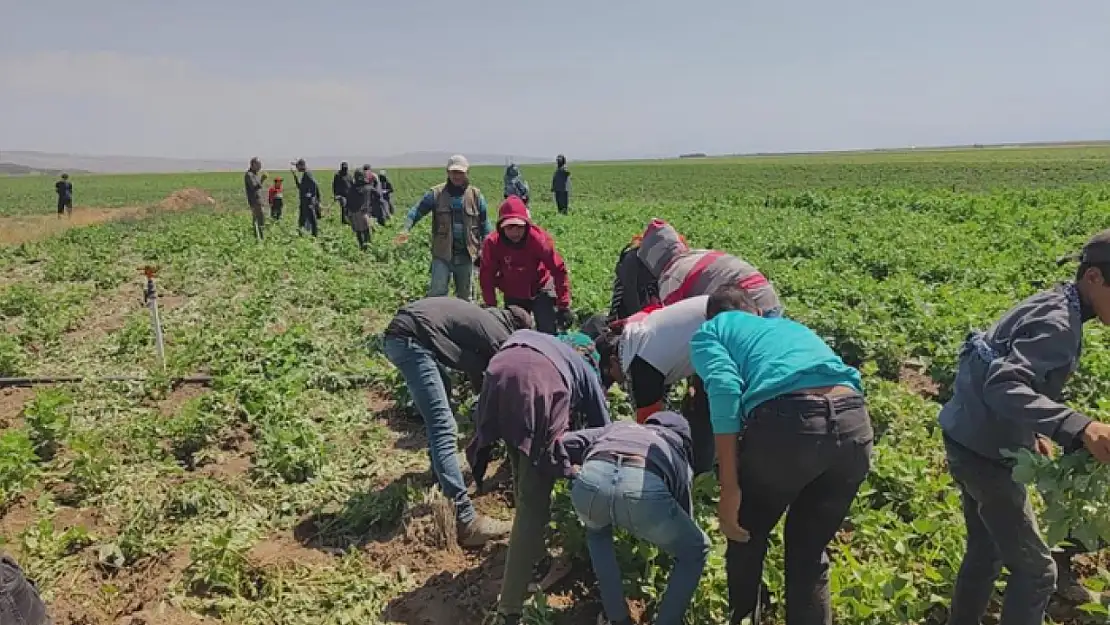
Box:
[293,471,433,551]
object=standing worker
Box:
[394,155,492,300]
[552,154,571,215]
[244,157,268,240]
[55,172,74,218]
[503,163,530,206]
[291,159,320,237]
[378,169,395,221]
[268,176,284,220]
[467,330,610,625]
[332,162,353,225]
[345,169,375,251]
[939,229,1110,625]
[479,196,574,334]
[690,287,872,625]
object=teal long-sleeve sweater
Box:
[689,311,863,434]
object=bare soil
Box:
[899,364,941,398]
[0,387,33,430]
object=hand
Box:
[1082,421,1110,464]
[1035,435,1055,457]
[717,486,750,543]
[394,231,410,245]
[555,307,575,329]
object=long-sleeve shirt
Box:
[293,171,321,203]
[562,412,694,514]
[55,180,73,200]
[690,311,863,435]
[244,170,265,207]
[552,166,571,193]
[939,283,1094,461]
[404,186,492,253]
[479,229,572,308]
[332,171,352,198]
[504,330,610,429]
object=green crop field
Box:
[1,146,1109,625]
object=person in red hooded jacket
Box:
[480,196,574,334]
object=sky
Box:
[1,0,1109,161]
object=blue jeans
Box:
[571,459,709,625]
[382,335,476,524]
[429,253,474,300]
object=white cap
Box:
[447,154,469,173]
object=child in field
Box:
[940,228,1110,625]
[55,173,73,217]
[268,177,284,220]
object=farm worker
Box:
[638,219,784,317]
[594,287,760,475]
[690,290,872,625]
[382,297,534,547]
[291,159,321,237]
[503,163,530,206]
[55,172,73,218]
[939,228,1110,624]
[394,155,492,301]
[243,157,268,240]
[551,154,571,215]
[607,233,662,323]
[562,412,705,625]
[345,169,375,251]
[332,162,352,225]
[0,553,51,624]
[479,195,574,335]
[378,169,395,221]
[267,177,284,220]
[360,165,387,227]
[466,330,611,625]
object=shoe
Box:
[458,515,513,547]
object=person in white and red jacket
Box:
[479,196,574,334]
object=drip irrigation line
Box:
[0,374,382,389]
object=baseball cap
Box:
[447,154,469,173]
[1058,229,1110,266]
[501,217,527,227]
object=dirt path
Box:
[0,188,218,246]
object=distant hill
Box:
[0,151,550,174]
[0,161,87,176]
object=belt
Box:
[783,385,858,400]
[588,450,648,469]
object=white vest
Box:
[619,295,709,385]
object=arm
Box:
[982,319,1092,447]
[331,174,341,197]
[561,427,605,465]
[580,364,611,427]
[403,191,437,231]
[628,356,667,423]
[542,239,572,309]
[689,321,746,435]
[479,238,500,307]
[477,193,492,240]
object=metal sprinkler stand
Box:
[141,266,167,373]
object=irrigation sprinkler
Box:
[141,266,167,373]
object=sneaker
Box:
[458,515,513,547]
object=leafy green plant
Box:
[23,388,73,460]
[185,520,261,598]
[64,432,116,503]
[163,396,226,470]
[0,429,39,510]
[253,417,329,485]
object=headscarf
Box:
[556,331,600,375]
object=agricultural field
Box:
[0,146,1110,625]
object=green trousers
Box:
[499,447,556,615]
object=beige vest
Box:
[431,183,483,261]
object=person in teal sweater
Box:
[689,285,873,625]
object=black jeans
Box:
[355,229,370,250]
[505,291,557,335]
[681,376,716,477]
[727,393,872,625]
[336,196,348,224]
[270,198,283,220]
[555,191,569,214]
[298,201,318,237]
[944,436,1056,625]
[1,556,51,625]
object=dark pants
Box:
[355,229,370,250]
[1,556,51,625]
[727,393,872,625]
[298,201,318,237]
[500,447,556,615]
[555,191,569,214]
[56,197,72,215]
[336,196,348,224]
[682,376,716,477]
[505,291,557,335]
[944,436,1057,625]
[270,198,283,220]
[249,204,265,240]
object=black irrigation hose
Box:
[0,375,383,389]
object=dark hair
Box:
[506,305,534,330]
[707,285,760,319]
[1077,262,1110,284]
[594,330,621,387]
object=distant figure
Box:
[291,159,320,237]
[378,169,395,221]
[332,162,353,225]
[55,172,73,218]
[346,169,374,250]
[268,176,284,220]
[243,157,268,240]
[503,164,530,206]
[552,154,571,215]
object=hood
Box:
[505,164,520,179]
[352,169,367,185]
[497,195,533,228]
[636,219,688,278]
[644,410,693,464]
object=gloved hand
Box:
[473,256,481,268]
[555,307,575,330]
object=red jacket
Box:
[480,196,571,308]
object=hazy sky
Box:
[2,0,1108,160]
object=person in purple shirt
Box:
[562,412,706,625]
[467,330,610,625]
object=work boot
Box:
[458,515,512,548]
